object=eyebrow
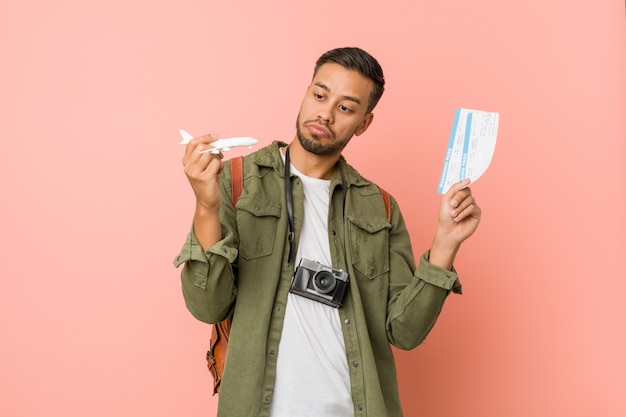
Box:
[314,82,362,106]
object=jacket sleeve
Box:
[384,198,462,350]
[172,164,240,324]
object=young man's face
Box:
[295,63,374,156]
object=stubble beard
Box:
[295,114,349,156]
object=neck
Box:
[286,140,339,180]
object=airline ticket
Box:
[437,108,499,194]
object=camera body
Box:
[290,258,349,308]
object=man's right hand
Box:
[182,134,225,250]
[182,134,225,212]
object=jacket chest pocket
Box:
[236,196,282,260]
[347,216,391,280]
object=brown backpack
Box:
[205,156,392,395]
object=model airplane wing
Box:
[179,129,258,154]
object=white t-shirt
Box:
[269,154,353,417]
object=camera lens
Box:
[312,271,336,294]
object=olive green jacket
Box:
[174,141,462,417]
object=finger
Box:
[182,134,220,164]
[452,202,481,223]
[185,151,223,179]
[191,133,220,145]
[209,156,224,176]
[450,194,476,219]
[202,154,224,174]
[183,145,223,172]
[446,179,471,208]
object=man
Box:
[174,47,481,417]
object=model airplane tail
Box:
[179,129,194,145]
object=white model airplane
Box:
[179,129,258,154]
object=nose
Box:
[318,102,334,124]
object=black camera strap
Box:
[284,147,296,265]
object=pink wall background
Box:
[2,1,625,416]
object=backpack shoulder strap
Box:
[377,185,391,222]
[231,156,244,208]
[207,156,243,396]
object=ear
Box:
[355,113,374,136]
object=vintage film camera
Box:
[290,258,349,308]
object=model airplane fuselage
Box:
[179,129,258,154]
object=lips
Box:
[305,123,331,138]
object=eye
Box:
[339,104,354,113]
[314,92,324,100]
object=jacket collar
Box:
[252,141,372,189]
